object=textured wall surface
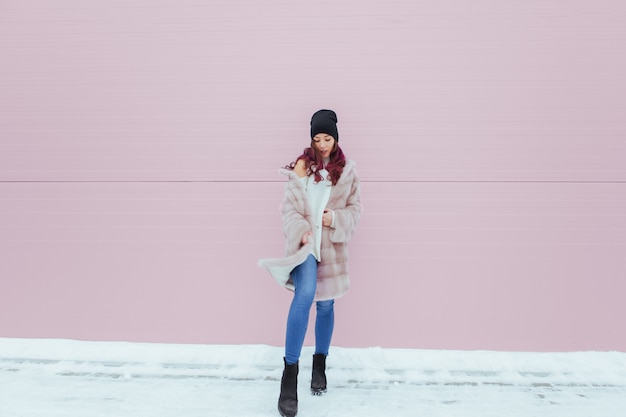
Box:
[1,0,625,351]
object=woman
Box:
[259,109,362,417]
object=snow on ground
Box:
[1,338,625,417]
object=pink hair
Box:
[286,143,346,186]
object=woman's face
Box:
[312,133,336,159]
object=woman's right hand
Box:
[301,231,312,245]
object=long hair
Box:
[286,142,346,186]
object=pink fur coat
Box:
[259,159,362,301]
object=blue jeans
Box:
[285,254,335,365]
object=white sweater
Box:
[299,168,333,261]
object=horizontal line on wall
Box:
[1,180,625,184]
[363,180,626,184]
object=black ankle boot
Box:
[311,354,327,395]
[278,358,298,417]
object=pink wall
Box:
[1,0,625,351]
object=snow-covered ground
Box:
[1,338,625,417]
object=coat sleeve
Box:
[281,178,313,255]
[329,170,362,243]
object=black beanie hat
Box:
[310,109,339,142]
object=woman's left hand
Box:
[322,209,333,227]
